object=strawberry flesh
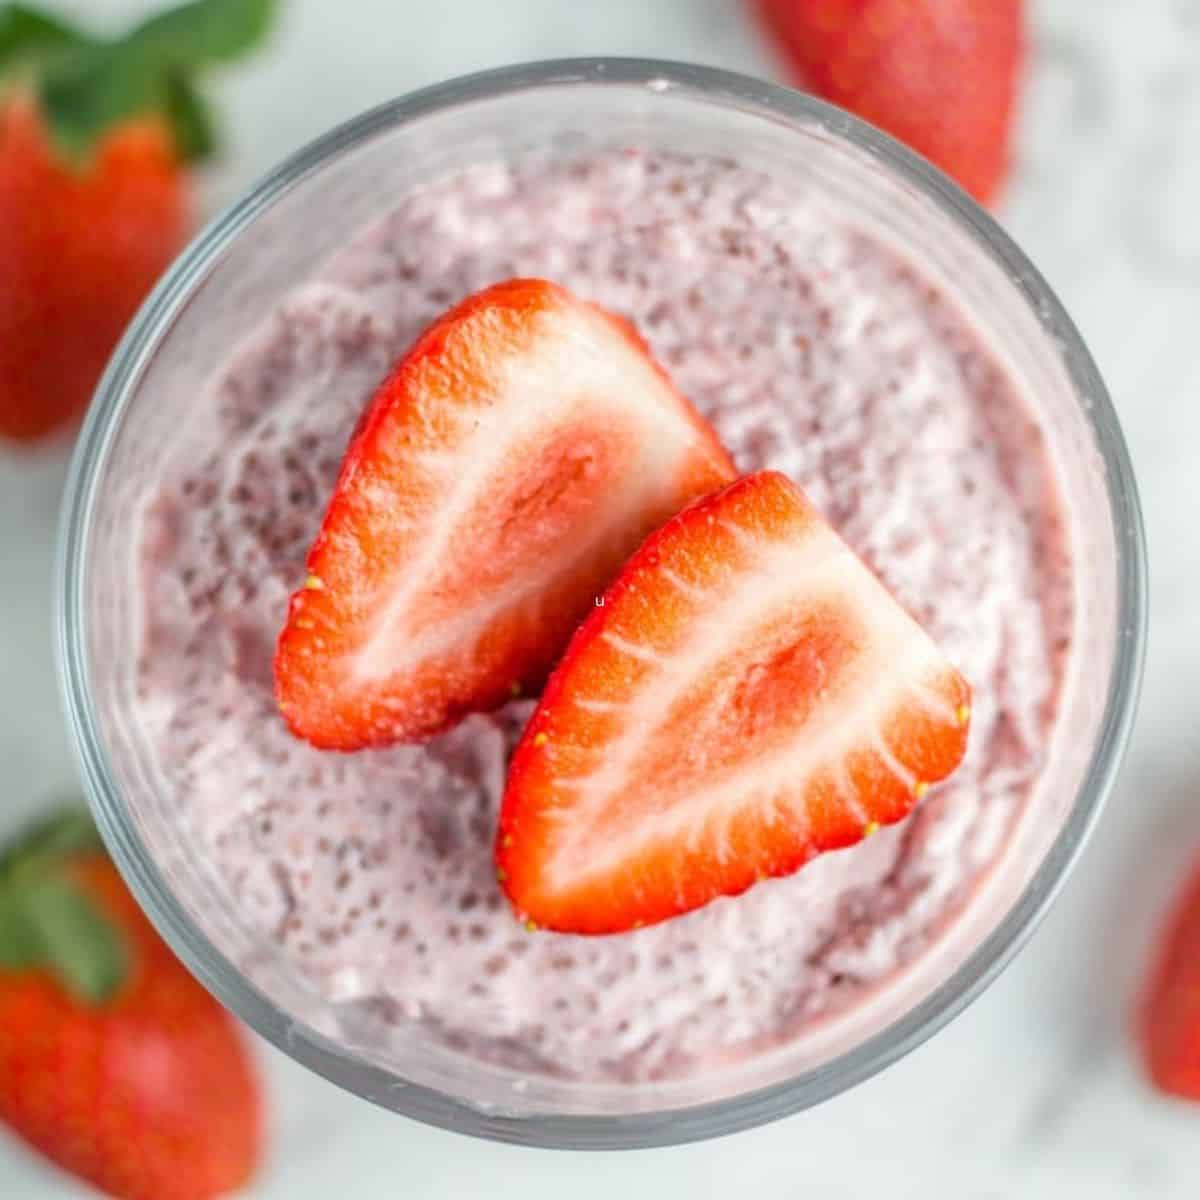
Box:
[275,279,735,749]
[497,470,971,934]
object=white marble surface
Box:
[2,0,1199,1195]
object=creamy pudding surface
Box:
[134,149,1073,1082]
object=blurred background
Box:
[2,0,1198,1196]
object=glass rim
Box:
[55,56,1148,1149]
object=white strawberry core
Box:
[349,307,724,682]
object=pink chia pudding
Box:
[133,149,1073,1082]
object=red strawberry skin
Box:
[0,96,189,443]
[497,470,970,935]
[0,856,262,1200]
[1139,859,1200,1101]
[749,0,1024,206]
[0,2,276,444]
[276,278,735,750]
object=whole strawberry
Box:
[748,0,1024,206]
[0,0,276,443]
[0,811,263,1198]
[1138,857,1200,1101]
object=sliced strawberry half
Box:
[275,278,735,749]
[497,470,971,934]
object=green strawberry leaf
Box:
[163,67,216,161]
[130,0,278,67]
[0,4,91,75]
[22,876,128,1004]
[0,889,42,968]
[39,42,169,160]
[0,808,104,884]
[8,0,277,163]
[0,811,128,1005]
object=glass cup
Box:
[56,59,1147,1148]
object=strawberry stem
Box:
[0,0,278,162]
[0,809,128,1005]
[0,808,103,882]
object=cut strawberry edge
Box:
[497,470,971,935]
